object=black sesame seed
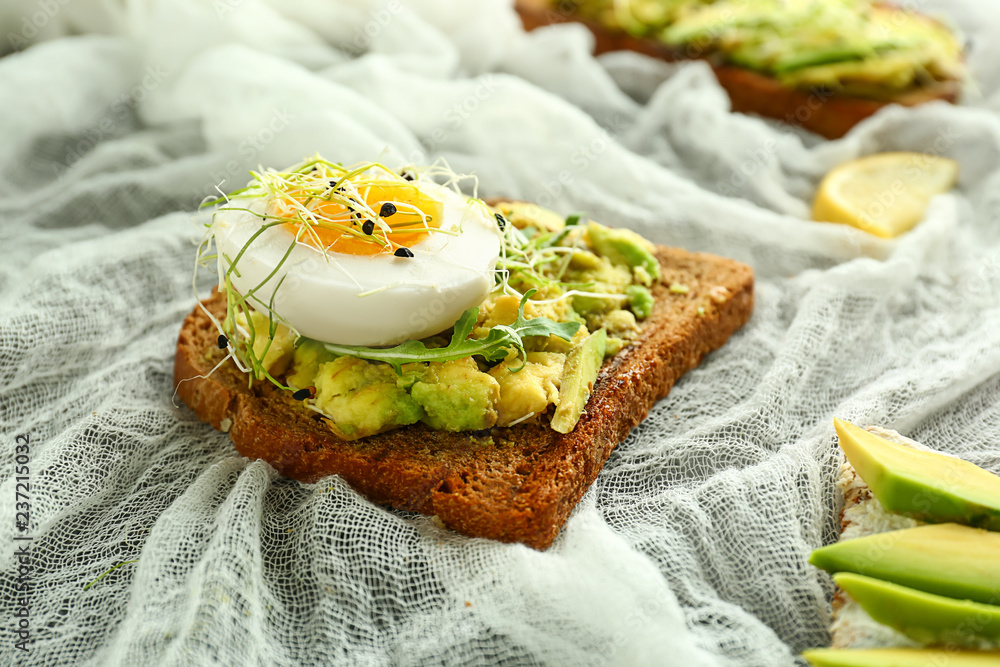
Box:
[292,388,311,401]
[394,246,414,258]
[362,220,375,235]
[494,213,506,230]
[329,180,337,188]
[217,334,228,349]
[401,171,415,181]
[379,202,397,218]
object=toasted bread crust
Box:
[515,0,960,139]
[174,246,754,549]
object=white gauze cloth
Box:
[2,1,1000,665]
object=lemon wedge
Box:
[812,152,959,238]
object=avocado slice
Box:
[810,523,1000,605]
[834,572,1000,646]
[834,419,1000,531]
[803,648,1000,667]
[770,45,871,74]
[586,222,661,281]
[550,328,607,434]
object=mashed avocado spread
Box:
[226,203,660,440]
[564,0,964,97]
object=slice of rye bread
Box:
[515,0,961,140]
[174,245,754,550]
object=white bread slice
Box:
[830,427,921,649]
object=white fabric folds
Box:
[2,1,1000,665]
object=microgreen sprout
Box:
[83,560,139,591]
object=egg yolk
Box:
[274,183,444,256]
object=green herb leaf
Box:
[322,290,581,374]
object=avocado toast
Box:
[516,0,965,139]
[175,219,754,549]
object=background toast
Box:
[174,245,754,550]
[515,0,961,139]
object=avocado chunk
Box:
[834,419,1000,531]
[236,309,297,378]
[411,357,500,432]
[586,222,661,281]
[768,45,870,74]
[489,352,565,428]
[660,4,739,46]
[550,328,607,434]
[313,357,423,440]
[810,523,1000,605]
[834,572,1000,647]
[803,648,1000,667]
[569,258,633,318]
[287,338,335,390]
[492,201,565,233]
[626,285,654,319]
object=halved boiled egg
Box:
[211,160,502,346]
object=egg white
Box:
[212,178,501,346]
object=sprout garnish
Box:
[192,156,641,392]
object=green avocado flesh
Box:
[586,221,661,281]
[835,573,1000,647]
[810,523,1000,605]
[410,359,500,432]
[803,648,1000,667]
[550,328,607,434]
[834,419,1000,531]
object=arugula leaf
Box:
[322,290,581,374]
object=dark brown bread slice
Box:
[174,246,754,549]
[515,0,961,139]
